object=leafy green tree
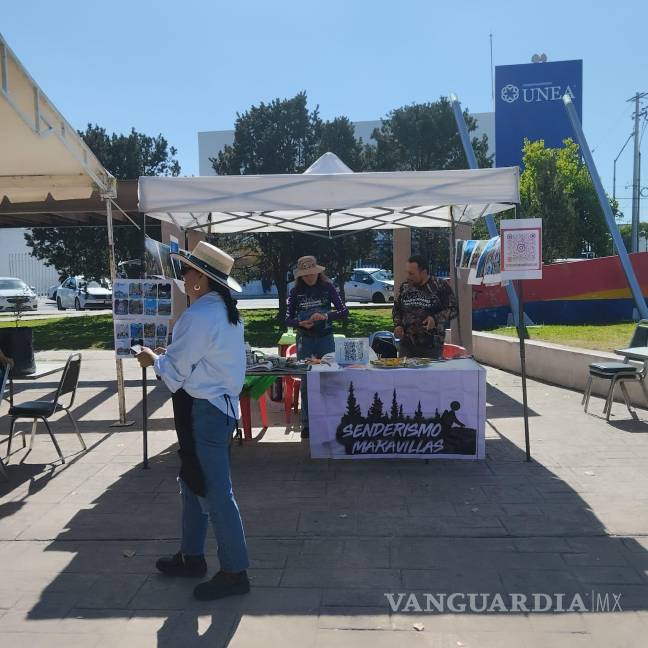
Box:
[619,222,648,252]
[369,97,491,172]
[519,138,614,262]
[212,93,375,317]
[24,125,180,280]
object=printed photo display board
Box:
[307,360,486,460]
[112,279,174,358]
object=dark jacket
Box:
[286,280,348,337]
[392,276,458,352]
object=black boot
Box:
[301,426,310,439]
[193,571,251,600]
[156,551,207,578]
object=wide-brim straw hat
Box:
[295,255,325,278]
[171,241,242,293]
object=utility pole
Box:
[629,92,648,253]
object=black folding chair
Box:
[583,320,648,421]
[6,353,86,464]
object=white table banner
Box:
[307,359,486,460]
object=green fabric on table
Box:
[242,375,276,400]
[278,331,296,346]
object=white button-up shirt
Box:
[154,291,245,416]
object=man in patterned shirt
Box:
[392,255,458,359]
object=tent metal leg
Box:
[105,197,134,428]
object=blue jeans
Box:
[297,333,335,427]
[180,398,249,572]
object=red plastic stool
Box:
[240,392,269,440]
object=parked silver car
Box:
[56,276,112,311]
[0,277,38,312]
[344,268,394,303]
[47,283,60,301]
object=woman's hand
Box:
[299,320,315,329]
[135,347,157,368]
[310,312,328,322]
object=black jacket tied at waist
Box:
[171,388,206,497]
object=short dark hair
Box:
[407,255,429,273]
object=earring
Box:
[193,284,201,291]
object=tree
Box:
[212,93,375,318]
[369,97,491,172]
[619,222,648,252]
[519,139,614,262]
[24,125,181,279]
[367,97,491,274]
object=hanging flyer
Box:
[500,218,543,280]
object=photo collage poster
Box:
[113,279,174,358]
[456,238,504,286]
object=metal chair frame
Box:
[6,353,86,464]
[582,320,648,421]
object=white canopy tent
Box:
[0,32,131,424]
[0,33,115,204]
[139,152,519,237]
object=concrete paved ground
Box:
[1,350,648,646]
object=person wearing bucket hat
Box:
[135,241,250,601]
[286,255,348,438]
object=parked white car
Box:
[0,277,38,312]
[56,276,112,311]
[344,268,394,303]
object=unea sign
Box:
[495,59,583,168]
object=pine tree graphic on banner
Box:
[414,401,424,424]
[367,392,385,422]
[390,389,399,422]
[342,382,363,425]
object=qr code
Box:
[343,340,364,363]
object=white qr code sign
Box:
[335,338,370,366]
[500,218,543,280]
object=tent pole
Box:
[450,93,530,331]
[105,197,134,427]
[449,211,463,347]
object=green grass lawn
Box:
[0,309,395,351]
[2,311,636,353]
[489,323,635,353]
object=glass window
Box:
[371,270,393,281]
[0,279,28,291]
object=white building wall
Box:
[0,229,60,295]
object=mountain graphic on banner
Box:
[335,383,477,456]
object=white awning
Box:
[0,32,115,203]
[140,153,519,234]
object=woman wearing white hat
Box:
[286,255,348,438]
[136,241,249,601]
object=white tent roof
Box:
[139,152,519,235]
[0,32,115,203]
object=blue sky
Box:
[3,0,647,221]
